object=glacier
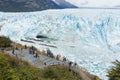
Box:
[0,9,120,79]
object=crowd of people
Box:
[45,48,78,75]
[11,45,39,58]
[10,44,80,76]
[28,46,39,58]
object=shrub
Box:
[43,68,59,80]
[0,36,12,47]
[107,60,120,80]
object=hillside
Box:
[0,52,81,80]
[0,48,100,80]
[53,0,77,8]
[0,0,60,12]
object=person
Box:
[34,51,39,58]
[63,56,67,62]
[29,48,32,54]
[33,49,35,54]
[72,62,78,75]
[46,48,51,57]
[1,48,4,52]
[15,46,18,50]
[74,62,77,67]
[12,49,15,55]
[44,62,47,66]
[50,53,54,58]
[24,45,27,49]
[68,61,73,71]
[31,46,34,50]
[32,46,36,54]
[56,55,59,60]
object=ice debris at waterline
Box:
[0,9,120,80]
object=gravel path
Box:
[7,49,62,67]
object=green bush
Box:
[0,53,19,80]
[43,68,59,80]
[0,36,12,47]
[107,60,120,80]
